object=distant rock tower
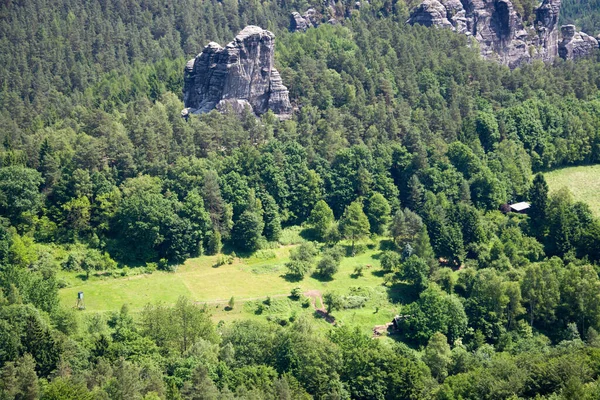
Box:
[182,26,293,120]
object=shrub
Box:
[291,287,303,299]
[158,258,169,271]
[302,298,312,308]
[316,255,340,279]
[353,265,364,277]
[145,262,157,274]
[285,242,318,279]
[344,295,368,309]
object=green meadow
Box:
[545,164,600,216]
[59,237,405,335]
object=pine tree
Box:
[529,173,549,238]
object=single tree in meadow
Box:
[340,200,370,256]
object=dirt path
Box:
[303,290,335,324]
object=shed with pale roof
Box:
[509,202,530,213]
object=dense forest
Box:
[3,0,600,398]
[562,0,600,34]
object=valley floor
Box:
[59,238,405,335]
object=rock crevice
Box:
[182,26,292,120]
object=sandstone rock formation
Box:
[290,8,321,32]
[559,25,599,60]
[407,0,598,68]
[289,6,343,32]
[408,0,453,29]
[182,26,292,120]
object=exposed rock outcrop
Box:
[408,0,453,28]
[182,26,292,120]
[290,8,322,32]
[407,0,598,68]
[559,25,599,60]
[289,6,342,32]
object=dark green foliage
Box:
[365,192,391,235]
[315,255,340,279]
[231,210,264,253]
[529,173,549,237]
[307,200,335,242]
[260,192,282,242]
[398,285,468,345]
[2,0,600,396]
[0,166,43,227]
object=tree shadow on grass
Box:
[281,273,303,283]
[386,282,419,305]
[310,271,334,282]
[314,309,335,324]
[370,269,387,278]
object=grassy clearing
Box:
[59,238,402,333]
[545,165,600,216]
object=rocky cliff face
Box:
[182,26,292,120]
[407,0,598,68]
[559,25,599,60]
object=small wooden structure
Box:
[76,291,85,310]
[508,201,531,214]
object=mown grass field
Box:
[59,237,404,334]
[545,164,600,216]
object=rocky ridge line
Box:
[407,0,598,68]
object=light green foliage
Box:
[41,377,94,400]
[423,332,452,382]
[285,242,318,278]
[340,200,370,255]
[390,208,423,247]
[323,292,344,313]
[380,250,402,273]
[401,255,429,292]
